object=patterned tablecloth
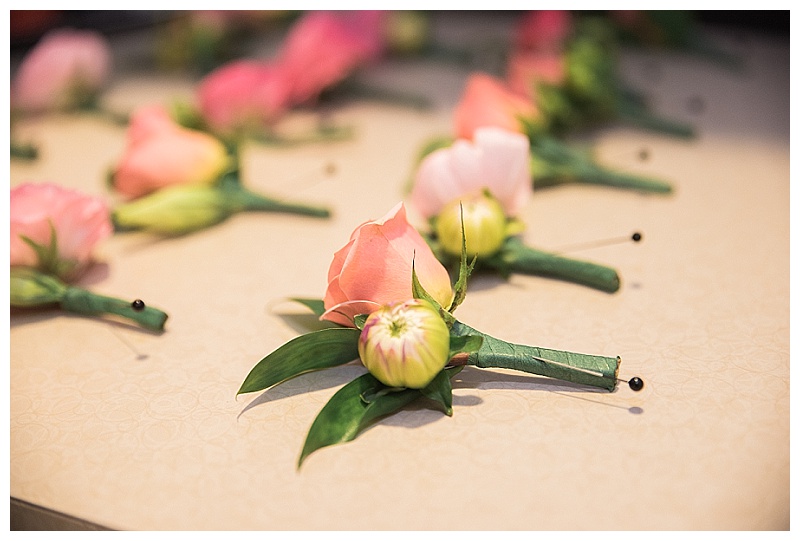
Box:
[9,12,789,530]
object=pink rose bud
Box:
[10,182,112,280]
[322,203,454,327]
[359,299,450,389]
[411,126,531,220]
[111,105,231,199]
[197,60,293,135]
[514,10,573,53]
[278,10,380,106]
[11,28,111,113]
[453,73,541,141]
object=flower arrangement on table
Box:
[410,126,621,293]
[238,202,642,468]
[10,183,168,331]
[509,10,696,139]
[10,28,128,134]
[414,10,703,196]
[175,10,430,147]
[108,105,330,236]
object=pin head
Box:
[131,299,146,311]
[631,232,642,242]
[628,376,644,391]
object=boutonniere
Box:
[238,203,642,467]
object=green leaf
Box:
[238,327,361,395]
[353,314,368,330]
[299,372,421,467]
[448,334,483,357]
[420,366,463,416]
[291,298,326,317]
[450,320,620,391]
[448,203,476,315]
[411,257,455,327]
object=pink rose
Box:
[514,10,573,53]
[507,50,566,99]
[278,11,381,106]
[197,60,293,134]
[411,127,531,219]
[453,73,540,140]
[11,28,111,113]
[322,203,454,327]
[112,105,230,199]
[10,182,112,280]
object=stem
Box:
[254,123,355,147]
[492,238,621,293]
[570,164,673,193]
[11,141,38,160]
[61,287,168,331]
[231,187,331,218]
[616,95,695,139]
[451,320,620,391]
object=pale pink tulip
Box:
[10,182,112,280]
[112,105,230,199]
[11,28,111,113]
[322,203,453,327]
[411,127,531,219]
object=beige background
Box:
[9,13,789,530]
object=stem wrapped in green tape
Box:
[450,320,620,391]
[487,237,621,293]
[10,267,168,331]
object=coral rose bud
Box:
[359,299,451,389]
[112,106,231,199]
[322,202,454,327]
[435,191,508,258]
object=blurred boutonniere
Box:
[10,182,168,331]
[108,105,330,236]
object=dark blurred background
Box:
[10,10,790,50]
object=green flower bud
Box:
[385,11,430,55]
[358,299,450,389]
[435,191,509,258]
[112,184,231,235]
[10,267,67,306]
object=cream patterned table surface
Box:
[9,14,789,530]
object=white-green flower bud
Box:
[435,191,508,258]
[112,184,230,235]
[10,267,67,306]
[358,299,450,389]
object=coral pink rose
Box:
[411,127,531,219]
[10,182,112,280]
[197,60,293,134]
[278,10,381,106]
[514,10,573,53]
[453,73,540,140]
[112,105,230,199]
[11,28,111,113]
[322,203,453,327]
[507,50,566,99]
